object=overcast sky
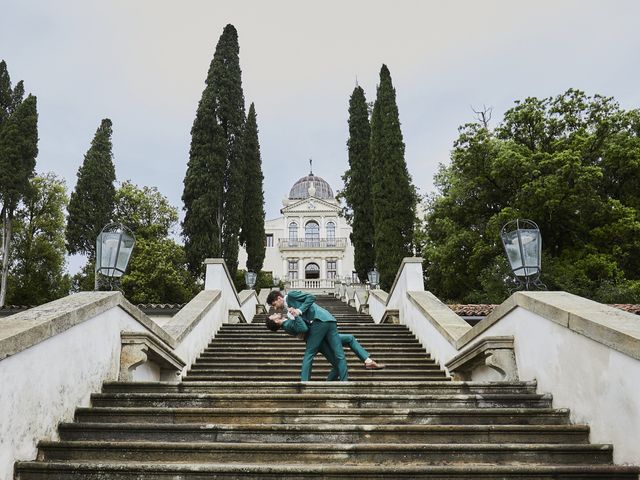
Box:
[2,1,640,271]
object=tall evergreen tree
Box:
[182,24,246,278]
[342,85,375,282]
[0,94,38,306]
[240,103,265,273]
[182,90,226,276]
[370,65,416,290]
[66,118,116,258]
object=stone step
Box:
[89,392,553,409]
[75,407,571,425]
[36,440,614,465]
[205,338,424,345]
[198,348,431,359]
[182,376,449,382]
[183,371,449,381]
[58,422,590,444]
[16,462,640,479]
[101,381,541,395]
[199,345,430,353]
[196,352,433,360]
[185,366,447,374]
[214,333,417,339]
[190,361,441,369]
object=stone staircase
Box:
[15,295,639,479]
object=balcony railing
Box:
[278,238,347,249]
[287,278,337,289]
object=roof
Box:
[289,173,334,200]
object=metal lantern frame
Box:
[245,270,258,290]
[367,268,380,290]
[95,223,136,290]
[500,219,545,291]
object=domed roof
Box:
[289,173,334,200]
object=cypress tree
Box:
[66,118,116,258]
[240,102,265,273]
[182,90,226,276]
[370,65,416,290]
[342,85,375,282]
[0,94,38,305]
[182,24,246,278]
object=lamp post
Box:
[245,270,257,290]
[95,223,135,290]
[367,268,380,290]
[500,219,544,290]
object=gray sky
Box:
[2,1,640,271]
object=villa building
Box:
[238,169,355,289]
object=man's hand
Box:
[288,307,302,317]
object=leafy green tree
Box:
[240,103,265,273]
[370,65,417,290]
[120,237,198,304]
[423,89,640,304]
[7,173,71,305]
[342,85,375,282]
[66,118,116,257]
[182,24,247,279]
[114,181,177,240]
[113,181,198,304]
[0,93,38,306]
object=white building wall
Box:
[238,179,355,284]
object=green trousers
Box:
[322,334,369,381]
[301,321,348,381]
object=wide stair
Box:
[15,295,640,479]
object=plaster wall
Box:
[470,307,640,465]
[173,294,225,374]
[0,307,145,480]
[368,292,386,323]
[402,295,460,369]
[204,260,243,320]
[239,292,258,323]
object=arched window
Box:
[305,262,320,279]
[305,220,320,246]
[288,222,298,246]
[326,221,336,246]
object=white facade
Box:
[238,172,355,290]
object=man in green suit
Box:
[266,312,385,379]
[266,290,348,381]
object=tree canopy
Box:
[66,118,116,257]
[182,24,247,279]
[342,85,375,283]
[7,173,71,305]
[421,89,640,303]
[240,102,266,273]
[116,181,198,304]
[0,86,38,306]
[370,65,417,290]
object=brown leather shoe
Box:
[365,360,386,370]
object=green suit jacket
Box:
[282,316,309,336]
[286,290,336,323]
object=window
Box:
[327,259,337,279]
[288,260,299,280]
[288,222,298,246]
[326,221,336,246]
[305,262,320,279]
[265,234,274,247]
[305,220,320,246]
